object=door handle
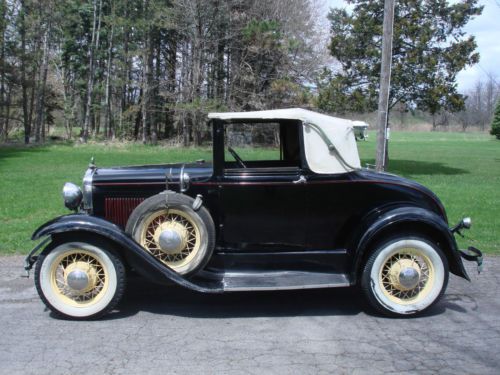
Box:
[293,175,307,184]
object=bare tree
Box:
[456,74,500,131]
[82,0,102,142]
[34,16,51,143]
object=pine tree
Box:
[319,0,483,117]
[491,100,500,140]
[0,0,323,144]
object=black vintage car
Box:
[25,108,482,319]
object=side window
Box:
[223,121,301,170]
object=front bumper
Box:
[23,237,51,277]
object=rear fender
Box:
[31,214,221,293]
[350,206,469,282]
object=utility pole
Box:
[375,0,395,172]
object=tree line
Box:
[0,0,325,144]
[456,75,500,131]
[0,0,491,145]
[381,74,499,132]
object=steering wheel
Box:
[228,147,247,168]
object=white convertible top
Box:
[352,120,369,127]
[208,108,361,174]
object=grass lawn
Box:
[0,131,498,254]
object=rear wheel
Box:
[35,239,125,320]
[361,236,449,316]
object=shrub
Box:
[491,100,500,140]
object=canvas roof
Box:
[208,108,361,174]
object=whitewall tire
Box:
[361,237,449,316]
[35,240,126,319]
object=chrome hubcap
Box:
[398,267,420,290]
[63,261,98,294]
[158,229,184,254]
[66,269,90,291]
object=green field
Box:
[0,131,498,254]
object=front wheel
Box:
[361,237,449,316]
[35,239,126,320]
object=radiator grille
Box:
[105,197,144,228]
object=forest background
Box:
[0,0,498,146]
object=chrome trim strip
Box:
[219,271,350,291]
[82,167,95,213]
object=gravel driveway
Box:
[1,255,499,374]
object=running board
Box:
[195,270,350,291]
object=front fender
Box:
[351,206,469,281]
[31,214,221,293]
[32,214,126,241]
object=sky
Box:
[324,0,500,93]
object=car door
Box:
[303,172,353,251]
[219,167,307,251]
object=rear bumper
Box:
[458,246,483,274]
[450,217,483,276]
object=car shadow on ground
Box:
[83,277,468,321]
[361,158,468,176]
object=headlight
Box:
[62,182,83,210]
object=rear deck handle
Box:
[293,175,307,184]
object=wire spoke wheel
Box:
[35,240,125,319]
[139,209,202,271]
[379,249,434,304]
[127,192,215,276]
[50,250,108,306]
[362,237,448,316]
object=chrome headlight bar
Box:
[82,167,95,213]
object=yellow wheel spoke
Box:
[380,249,434,303]
[51,250,108,305]
[139,208,202,269]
